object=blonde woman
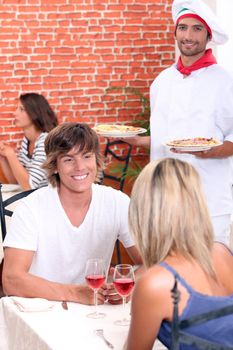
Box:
[125,158,233,350]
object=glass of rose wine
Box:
[85,258,106,319]
[113,264,135,326]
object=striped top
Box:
[18,132,48,189]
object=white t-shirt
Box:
[150,64,233,217]
[3,184,134,284]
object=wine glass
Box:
[85,258,106,319]
[113,264,135,326]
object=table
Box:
[0,297,165,350]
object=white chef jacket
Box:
[150,64,233,217]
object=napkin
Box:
[1,184,21,193]
[11,297,54,312]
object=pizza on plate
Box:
[93,124,144,134]
[166,137,221,147]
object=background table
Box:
[0,297,166,350]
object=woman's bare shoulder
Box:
[212,242,233,289]
[135,264,175,300]
[212,242,233,260]
[132,264,175,319]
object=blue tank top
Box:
[158,262,233,349]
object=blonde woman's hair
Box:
[129,158,215,276]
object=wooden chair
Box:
[171,275,233,350]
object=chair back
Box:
[98,140,132,264]
[101,139,132,192]
[171,275,233,350]
[0,184,35,241]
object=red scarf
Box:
[177,49,217,76]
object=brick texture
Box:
[0,0,174,152]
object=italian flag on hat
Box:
[172,0,228,45]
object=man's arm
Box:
[2,247,105,305]
[126,245,145,276]
[126,246,143,265]
[121,135,150,148]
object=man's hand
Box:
[75,284,106,305]
[102,282,131,305]
[102,267,133,305]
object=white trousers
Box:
[212,214,231,247]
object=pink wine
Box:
[86,275,105,289]
[114,278,135,296]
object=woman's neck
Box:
[24,126,41,142]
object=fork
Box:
[94,329,114,349]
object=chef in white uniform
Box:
[127,0,233,245]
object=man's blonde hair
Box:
[129,158,215,275]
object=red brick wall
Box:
[0,0,174,145]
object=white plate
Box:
[94,128,147,138]
[166,144,221,152]
[170,145,212,152]
[1,184,22,193]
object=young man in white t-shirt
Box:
[2,122,142,305]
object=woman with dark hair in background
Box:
[0,93,58,190]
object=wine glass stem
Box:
[122,296,126,312]
[94,289,98,313]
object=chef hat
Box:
[172,0,228,45]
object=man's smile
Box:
[72,174,88,181]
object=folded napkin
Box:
[11,297,54,312]
[1,184,21,193]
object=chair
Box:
[0,184,36,296]
[100,139,132,264]
[101,139,132,192]
[0,184,35,241]
[171,275,233,350]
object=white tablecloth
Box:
[0,297,165,350]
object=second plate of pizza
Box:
[166,137,222,152]
[93,124,147,138]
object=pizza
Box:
[166,137,221,147]
[93,124,145,134]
